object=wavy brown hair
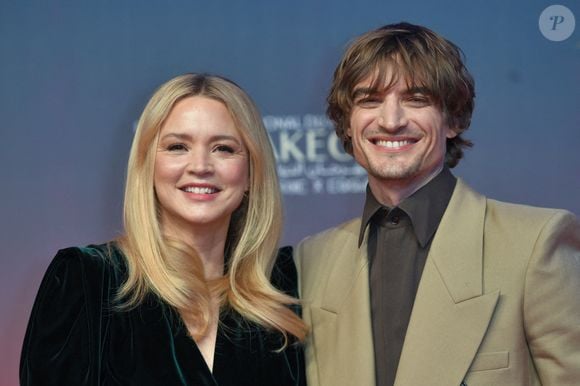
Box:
[327,22,475,167]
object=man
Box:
[295,22,580,386]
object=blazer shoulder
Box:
[295,218,363,277]
[486,199,576,231]
[298,217,362,250]
[455,178,577,232]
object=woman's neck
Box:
[162,220,229,279]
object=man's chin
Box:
[370,164,419,181]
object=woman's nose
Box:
[186,151,213,175]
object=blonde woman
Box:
[21,74,307,385]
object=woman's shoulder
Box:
[39,242,127,303]
[54,242,124,264]
[21,242,128,384]
[50,242,126,276]
[270,246,298,297]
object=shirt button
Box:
[390,216,400,225]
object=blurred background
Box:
[1,1,578,384]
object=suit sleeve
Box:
[20,248,99,385]
[524,211,580,384]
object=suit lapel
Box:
[310,220,376,386]
[395,180,500,386]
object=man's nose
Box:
[377,99,408,132]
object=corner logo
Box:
[539,5,575,41]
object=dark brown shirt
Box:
[358,168,456,386]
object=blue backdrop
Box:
[1,1,578,384]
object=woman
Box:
[20,74,307,385]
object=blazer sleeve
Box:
[20,248,106,385]
[524,211,580,384]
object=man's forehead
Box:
[354,60,425,89]
[352,74,422,95]
[356,66,396,86]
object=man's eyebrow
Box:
[405,86,432,95]
[352,87,378,99]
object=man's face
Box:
[347,70,457,194]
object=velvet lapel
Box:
[394,180,500,386]
[310,220,376,386]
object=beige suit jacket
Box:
[295,179,580,386]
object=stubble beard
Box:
[367,154,421,182]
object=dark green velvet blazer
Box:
[20,244,305,386]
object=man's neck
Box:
[369,166,444,207]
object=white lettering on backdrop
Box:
[265,114,367,195]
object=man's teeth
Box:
[376,140,411,148]
[183,186,217,194]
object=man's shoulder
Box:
[487,197,570,217]
[298,217,362,249]
[294,218,366,288]
[486,198,577,233]
[456,179,577,231]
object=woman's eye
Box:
[214,144,235,153]
[167,143,188,151]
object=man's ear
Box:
[446,126,459,139]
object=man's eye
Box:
[356,96,382,107]
[407,94,431,105]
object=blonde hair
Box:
[117,73,307,343]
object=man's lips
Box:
[370,137,418,150]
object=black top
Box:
[358,168,456,386]
[20,243,305,386]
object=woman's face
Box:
[154,96,249,239]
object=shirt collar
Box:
[358,168,457,247]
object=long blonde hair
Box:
[117,73,306,342]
